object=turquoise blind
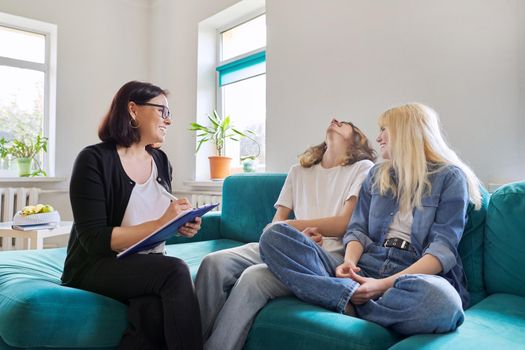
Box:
[216,50,266,86]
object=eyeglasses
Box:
[136,102,172,120]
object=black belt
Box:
[383,238,411,250]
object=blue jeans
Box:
[259,223,465,335]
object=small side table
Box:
[0,221,73,250]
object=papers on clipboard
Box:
[117,203,219,258]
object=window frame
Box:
[215,11,266,118]
[215,12,266,168]
[0,12,57,176]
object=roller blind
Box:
[216,50,266,87]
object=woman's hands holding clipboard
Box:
[160,194,202,238]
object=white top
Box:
[121,161,171,254]
[275,160,374,255]
[385,210,413,243]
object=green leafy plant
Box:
[0,138,9,159]
[189,110,259,158]
[0,135,48,176]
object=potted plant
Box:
[0,137,11,176]
[189,110,258,179]
[0,135,48,177]
[239,140,261,173]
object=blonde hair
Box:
[374,103,482,213]
[299,122,376,167]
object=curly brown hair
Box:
[299,121,376,168]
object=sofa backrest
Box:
[484,181,525,297]
[458,187,489,306]
[219,173,491,303]
[220,173,288,242]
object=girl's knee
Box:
[396,275,460,302]
[260,223,302,248]
[234,265,284,298]
[200,251,225,270]
[393,306,464,335]
[260,224,285,250]
[393,274,464,334]
[199,249,251,278]
[237,265,272,286]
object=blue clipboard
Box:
[117,203,219,258]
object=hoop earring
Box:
[130,118,140,129]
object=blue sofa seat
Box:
[0,240,243,349]
[390,294,525,349]
[245,297,401,350]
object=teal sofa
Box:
[0,174,524,349]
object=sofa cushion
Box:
[221,173,288,243]
[0,239,243,349]
[245,297,402,350]
[457,187,489,306]
[0,338,115,350]
[388,293,525,349]
[0,248,127,349]
[165,238,243,278]
[484,181,525,296]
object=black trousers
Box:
[77,253,203,350]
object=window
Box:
[217,14,266,170]
[0,12,57,177]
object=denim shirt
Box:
[343,163,470,307]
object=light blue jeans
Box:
[259,223,465,335]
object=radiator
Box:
[173,190,222,212]
[0,187,40,250]
[192,194,222,210]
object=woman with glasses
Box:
[196,119,376,350]
[62,81,203,350]
[260,103,482,335]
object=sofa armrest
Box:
[166,211,222,245]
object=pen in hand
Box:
[161,189,193,212]
[161,190,197,236]
[161,189,178,202]
[162,189,195,216]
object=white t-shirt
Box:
[275,159,374,255]
[385,210,413,243]
[121,160,171,254]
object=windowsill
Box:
[0,177,67,184]
[183,180,224,191]
[188,165,266,190]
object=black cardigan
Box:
[61,142,173,286]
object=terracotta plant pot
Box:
[208,156,232,180]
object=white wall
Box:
[266,0,524,186]
[0,0,152,219]
[519,0,525,162]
